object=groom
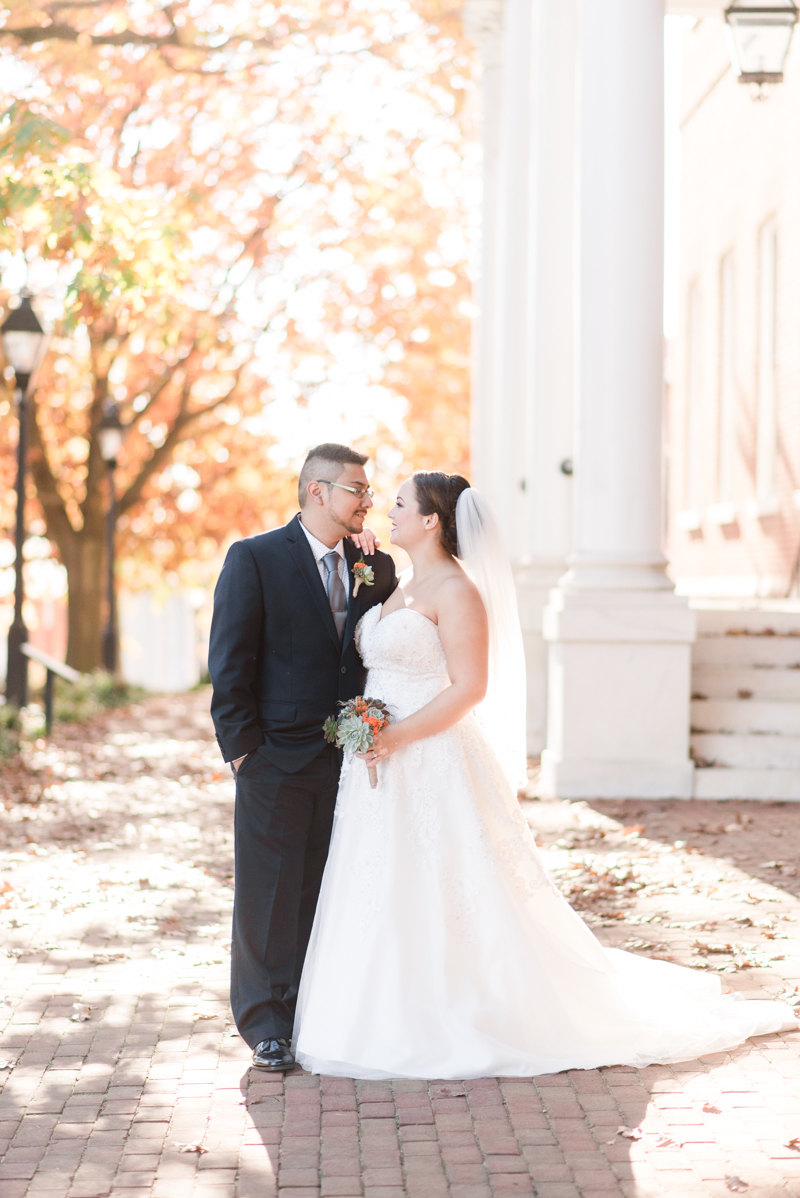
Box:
[208,443,397,1071]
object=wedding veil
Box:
[456,488,528,793]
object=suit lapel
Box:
[285,516,341,652]
[341,538,363,655]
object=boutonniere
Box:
[353,558,375,597]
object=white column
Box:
[515,0,577,754]
[541,0,696,799]
[466,0,578,756]
[490,0,535,547]
[464,0,505,501]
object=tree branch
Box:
[118,366,247,516]
[124,345,196,426]
[47,1,118,8]
[1,23,280,52]
[27,396,79,563]
[1,23,182,47]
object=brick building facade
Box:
[668,15,800,598]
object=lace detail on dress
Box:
[349,605,552,903]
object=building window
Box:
[756,218,778,511]
[718,252,736,503]
[685,280,702,513]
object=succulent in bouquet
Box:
[323,696,392,788]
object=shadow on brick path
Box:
[1,691,799,1197]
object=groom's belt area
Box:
[258,700,297,723]
[256,697,348,730]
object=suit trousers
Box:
[230,742,340,1047]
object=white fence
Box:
[119,590,208,693]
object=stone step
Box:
[693,766,800,801]
[691,698,800,736]
[692,637,800,669]
[692,731,800,769]
[692,666,800,701]
[692,601,800,638]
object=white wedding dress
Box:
[294,603,796,1080]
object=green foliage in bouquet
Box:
[323,697,391,754]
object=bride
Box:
[294,471,796,1080]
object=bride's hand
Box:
[360,725,401,765]
[349,528,380,555]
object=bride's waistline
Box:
[364,668,449,680]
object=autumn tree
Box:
[0,0,474,672]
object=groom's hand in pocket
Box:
[349,528,380,556]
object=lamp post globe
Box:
[97,405,124,468]
[1,292,46,394]
[98,403,126,674]
[1,292,46,709]
[725,1,799,85]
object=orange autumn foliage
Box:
[0,0,475,670]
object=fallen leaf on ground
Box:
[616,1126,642,1140]
[702,1102,721,1114]
[158,916,185,933]
[192,1012,217,1020]
[654,1133,681,1148]
[0,1058,15,1069]
[785,1137,800,1152]
[693,941,734,955]
[725,1177,748,1192]
[71,1003,91,1022]
[174,1141,208,1154]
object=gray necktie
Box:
[322,551,347,643]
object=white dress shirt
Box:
[298,519,350,599]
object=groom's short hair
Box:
[298,443,369,507]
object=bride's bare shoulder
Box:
[435,565,485,619]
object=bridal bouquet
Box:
[323,696,391,788]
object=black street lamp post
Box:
[97,403,125,674]
[1,293,46,708]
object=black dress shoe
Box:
[251,1037,295,1071]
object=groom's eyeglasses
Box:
[316,480,375,500]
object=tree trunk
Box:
[64,534,106,672]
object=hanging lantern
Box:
[725,1,799,85]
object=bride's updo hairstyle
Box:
[412,471,471,557]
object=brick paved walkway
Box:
[2,692,800,1197]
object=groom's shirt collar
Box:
[298,518,350,598]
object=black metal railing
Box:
[20,643,81,735]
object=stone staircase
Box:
[690,600,800,799]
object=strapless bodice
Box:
[355,603,449,720]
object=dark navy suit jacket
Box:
[208,514,397,772]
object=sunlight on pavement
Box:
[2,692,800,1197]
